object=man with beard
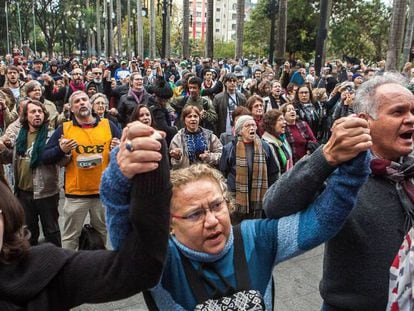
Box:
[0,100,61,246]
[171,76,217,131]
[264,73,414,310]
[90,67,104,93]
[43,68,86,109]
[42,91,121,250]
[0,65,26,101]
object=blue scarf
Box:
[171,228,234,263]
[185,128,208,163]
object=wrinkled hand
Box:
[323,116,372,166]
[59,136,78,153]
[169,148,182,160]
[117,121,165,178]
[198,151,210,162]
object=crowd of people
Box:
[0,49,413,310]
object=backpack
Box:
[78,224,106,250]
[144,225,266,310]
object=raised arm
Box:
[57,123,171,309]
[264,116,372,218]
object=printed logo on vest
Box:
[76,154,103,169]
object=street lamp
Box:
[132,9,138,57]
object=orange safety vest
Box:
[63,118,112,196]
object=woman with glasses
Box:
[101,118,372,311]
[90,93,121,128]
[293,84,322,139]
[118,72,150,128]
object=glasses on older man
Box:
[171,198,227,224]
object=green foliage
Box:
[214,41,236,58]
[328,0,391,62]
[244,0,319,61]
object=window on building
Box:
[216,29,220,32]
[232,24,236,30]
[232,3,237,10]
[216,8,221,12]
[232,13,236,19]
[216,18,220,22]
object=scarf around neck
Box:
[371,154,414,230]
[69,80,85,92]
[171,228,234,263]
[16,124,48,168]
[235,136,268,215]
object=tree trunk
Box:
[183,0,190,59]
[403,0,414,63]
[127,0,131,59]
[235,0,245,58]
[205,0,214,58]
[386,0,408,71]
[166,4,171,58]
[116,0,122,57]
[109,0,115,57]
[96,0,102,57]
[137,0,144,58]
[275,0,287,66]
[150,0,156,58]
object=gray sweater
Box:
[264,148,405,310]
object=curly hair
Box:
[170,164,234,212]
[0,181,30,263]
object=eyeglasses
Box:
[72,72,82,76]
[171,198,227,224]
[93,72,103,75]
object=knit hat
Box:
[86,81,97,91]
[235,115,254,136]
[352,73,363,81]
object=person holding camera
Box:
[332,82,356,122]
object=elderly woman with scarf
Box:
[169,105,222,169]
[262,109,293,176]
[219,115,278,224]
[118,72,150,128]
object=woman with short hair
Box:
[262,109,293,175]
[169,105,222,169]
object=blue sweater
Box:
[101,149,371,310]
